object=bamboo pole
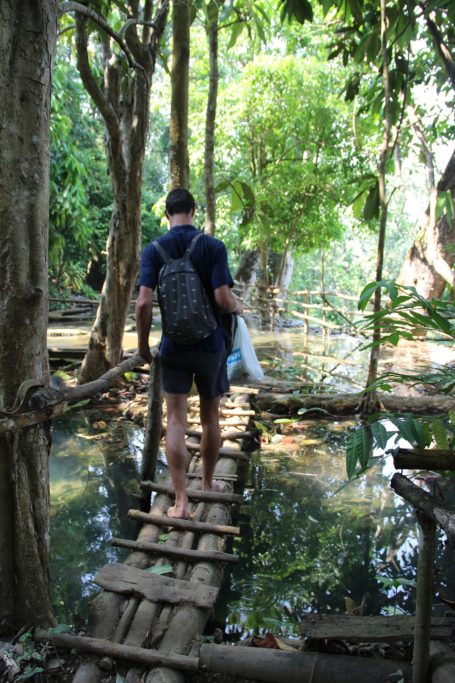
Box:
[33,630,198,672]
[140,356,163,510]
[110,537,239,564]
[139,481,243,504]
[127,509,240,536]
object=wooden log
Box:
[145,505,229,682]
[394,449,455,471]
[186,472,238,481]
[429,641,455,682]
[182,428,251,441]
[185,443,249,460]
[128,509,240,536]
[255,392,455,417]
[220,408,255,416]
[111,537,239,564]
[33,630,198,672]
[0,353,150,434]
[391,473,455,546]
[94,563,219,608]
[199,643,412,683]
[140,481,243,504]
[300,614,452,642]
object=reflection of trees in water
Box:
[222,453,444,637]
[50,414,142,626]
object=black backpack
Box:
[153,233,217,345]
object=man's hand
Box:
[135,285,154,364]
[137,345,153,364]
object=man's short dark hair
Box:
[165,189,196,216]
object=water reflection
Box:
[217,423,447,638]
[48,327,454,631]
[50,411,148,625]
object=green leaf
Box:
[431,419,450,450]
[227,21,244,49]
[145,564,173,575]
[371,421,389,451]
[124,371,137,381]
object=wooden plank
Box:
[185,443,249,460]
[111,537,239,564]
[184,429,251,441]
[141,481,243,504]
[186,472,238,481]
[300,615,453,642]
[128,509,240,536]
[94,563,219,608]
[34,630,198,672]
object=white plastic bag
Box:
[227,316,264,382]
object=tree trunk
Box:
[75,2,169,383]
[360,0,391,415]
[234,249,261,302]
[398,149,455,299]
[204,1,219,235]
[170,0,190,189]
[0,0,58,627]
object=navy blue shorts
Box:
[160,350,229,399]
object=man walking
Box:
[136,189,243,519]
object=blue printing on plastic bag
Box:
[227,348,241,367]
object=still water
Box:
[49,325,455,634]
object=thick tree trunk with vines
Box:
[204,1,219,235]
[170,0,190,190]
[398,149,455,299]
[75,2,169,383]
[0,0,57,627]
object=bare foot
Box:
[166,504,191,519]
[202,479,228,493]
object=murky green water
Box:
[49,326,455,633]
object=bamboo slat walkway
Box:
[71,388,257,682]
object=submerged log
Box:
[255,391,455,416]
[199,643,412,683]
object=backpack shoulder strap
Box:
[152,240,171,264]
[186,232,204,258]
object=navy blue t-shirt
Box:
[138,224,234,355]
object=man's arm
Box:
[135,285,154,362]
[214,284,243,315]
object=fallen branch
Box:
[391,473,455,546]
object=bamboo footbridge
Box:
[38,377,268,683]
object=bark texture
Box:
[398,149,455,298]
[203,1,219,235]
[0,0,58,627]
[76,1,169,383]
[169,0,190,189]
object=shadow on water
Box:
[48,327,455,631]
